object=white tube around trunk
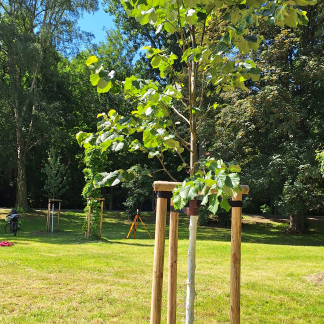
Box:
[185,215,198,324]
[51,203,54,233]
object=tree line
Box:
[0,0,323,234]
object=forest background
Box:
[0,0,323,235]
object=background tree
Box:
[211,2,324,233]
[0,0,98,209]
[42,147,69,199]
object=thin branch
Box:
[171,105,190,125]
[199,71,206,110]
[159,101,190,150]
[157,155,178,182]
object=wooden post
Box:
[99,200,103,238]
[57,201,61,231]
[230,192,243,324]
[167,199,179,324]
[150,194,168,324]
[87,204,91,239]
[150,181,249,324]
[46,201,51,232]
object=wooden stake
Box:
[99,200,103,238]
[230,193,242,324]
[47,201,50,232]
[87,204,91,239]
[167,199,179,324]
[150,196,168,324]
[57,201,61,231]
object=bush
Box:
[121,165,153,220]
[198,204,231,227]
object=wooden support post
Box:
[230,192,243,324]
[46,201,50,232]
[150,181,249,324]
[87,204,91,239]
[150,194,168,324]
[99,200,103,238]
[167,199,179,324]
[57,201,61,231]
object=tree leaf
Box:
[90,74,100,86]
[94,170,120,187]
[208,194,220,214]
[217,170,227,188]
[86,56,98,66]
[151,55,161,68]
[111,141,125,151]
[184,0,197,8]
[220,197,231,212]
[97,79,112,93]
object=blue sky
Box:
[78,5,116,45]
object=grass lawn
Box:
[0,209,323,323]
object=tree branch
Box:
[171,105,190,125]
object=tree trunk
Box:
[186,26,198,324]
[16,148,28,209]
[185,215,198,324]
[288,210,307,234]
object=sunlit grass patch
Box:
[0,209,323,323]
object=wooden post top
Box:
[153,181,249,196]
[87,197,105,201]
[48,199,62,202]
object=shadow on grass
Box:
[2,210,323,248]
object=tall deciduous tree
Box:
[212,2,324,234]
[78,0,316,321]
[0,0,98,209]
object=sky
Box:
[77,5,116,46]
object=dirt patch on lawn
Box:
[304,273,324,285]
[242,215,289,224]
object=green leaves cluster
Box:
[82,147,108,237]
[120,0,315,91]
[173,159,241,214]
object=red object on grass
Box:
[0,241,14,246]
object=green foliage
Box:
[121,164,153,220]
[0,0,99,208]
[82,147,108,237]
[78,0,316,219]
[316,150,324,177]
[208,3,324,233]
[42,148,69,199]
[260,204,271,215]
[172,159,242,214]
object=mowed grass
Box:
[0,209,323,323]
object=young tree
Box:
[77,0,316,321]
[42,147,69,199]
